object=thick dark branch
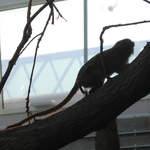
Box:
[1,43,150,150]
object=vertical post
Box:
[83,0,88,63]
[0,36,4,109]
[95,120,120,150]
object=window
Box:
[0,0,84,110]
[88,0,150,60]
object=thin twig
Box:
[19,33,42,56]
[25,8,54,117]
[46,0,67,21]
[25,0,33,118]
[99,20,150,79]
[53,4,67,21]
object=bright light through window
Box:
[0,0,84,100]
[0,0,84,59]
[88,0,150,47]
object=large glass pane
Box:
[88,0,150,127]
[0,0,84,104]
[88,0,150,60]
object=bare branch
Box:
[25,7,55,118]
[46,0,54,24]
[19,33,42,56]
[53,4,67,21]
[24,0,33,118]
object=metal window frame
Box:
[83,0,88,63]
[0,37,4,109]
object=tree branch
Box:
[19,33,42,56]
[25,6,55,117]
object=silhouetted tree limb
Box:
[0,42,150,150]
[25,2,55,118]
[24,2,65,117]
